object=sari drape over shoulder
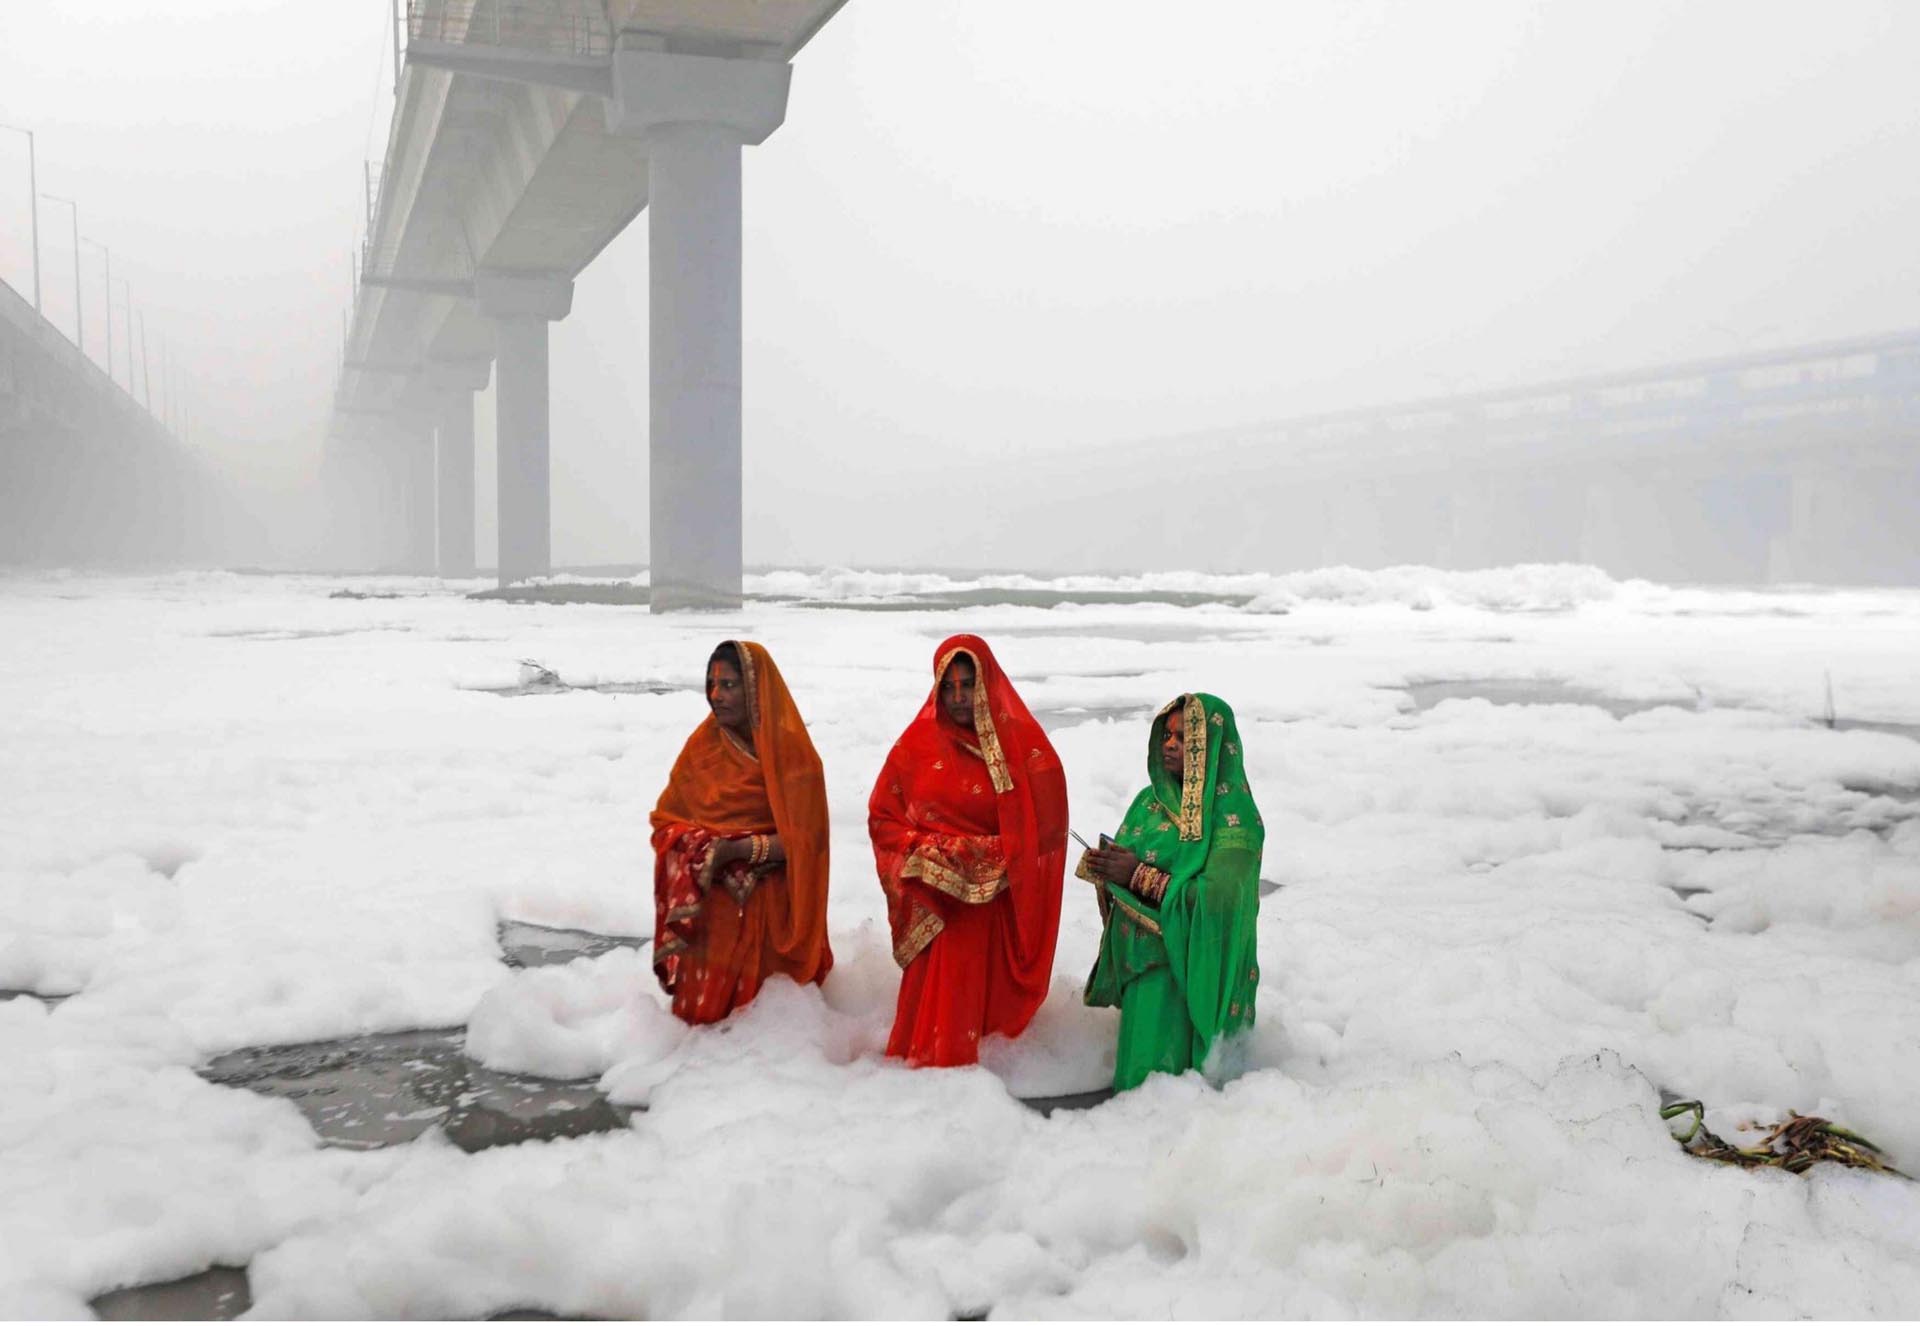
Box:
[650,641,831,1024]
[868,634,1068,1065]
[1080,693,1264,1090]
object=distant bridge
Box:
[1032,327,1920,584]
[329,0,847,606]
[0,277,225,566]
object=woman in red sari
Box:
[650,640,832,1024]
[868,634,1068,1065]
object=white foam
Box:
[4,566,1919,1315]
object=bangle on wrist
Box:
[1128,861,1169,905]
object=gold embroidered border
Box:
[718,724,759,765]
[726,639,761,733]
[1178,694,1207,841]
[902,850,1006,905]
[694,839,721,894]
[894,901,944,968]
[938,647,1012,794]
[652,934,688,967]
[665,903,701,924]
[976,686,1013,794]
[1073,847,1103,886]
[1105,883,1164,937]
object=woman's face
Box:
[940,656,978,730]
[707,658,750,733]
[1160,705,1186,778]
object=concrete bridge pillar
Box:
[1781,465,1920,584]
[436,392,476,579]
[323,421,426,573]
[609,47,793,612]
[476,273,572,587]
[318,437,370,570]
[426,359,489,580]
[395,415,438,576]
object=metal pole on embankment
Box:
[98,244,111,383]
[138,310,153,413]
[117,278,133,393]
[0,124,39,312]
[80,236,112,381]
[39,193,80,354]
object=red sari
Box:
[650,641,832,1024]
[869,635,1068,1065]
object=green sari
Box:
[1080,693,1264,1090]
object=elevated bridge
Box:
[329,0,846,606]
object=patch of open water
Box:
[201,923,651,1152]
[1022,1087,1117,1116]
[91,1266,251,1321]
[90,1266,592,1322]
[1406,680,1920,745]
[0,989,67,1007]
[200,1027,632,1152]
[500,918,648,969]
[1032,701,1156,729]
[948,621,1270,645]
[1402,678,1697,719]
[472,680,678,698]
[463,661,680,701]
[1833,718,1920,742]
[469,585,650,606]
[805,588,1256,612]
[204,626,411,642]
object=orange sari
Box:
[869,635,1067,1065]
[650,641,832,1024]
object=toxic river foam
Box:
[2,565,1918,1317]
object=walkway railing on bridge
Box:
[406,0,613,59]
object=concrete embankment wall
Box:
[0,278,237,567]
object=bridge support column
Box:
[427,359,489,580]
[397,416,437,576]
[610,47,792,612]
[1782,465,1920,584]
[477,274,572,588]
[436,393,476,579]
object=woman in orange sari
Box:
[868,634,1068,1065]
[650,640,832,1024]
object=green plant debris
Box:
[1661,1100,1909,1178]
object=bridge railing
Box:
[406,0,613,58]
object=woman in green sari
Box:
[1078,693,1264,1090]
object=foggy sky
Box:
[1,1,1916,570]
